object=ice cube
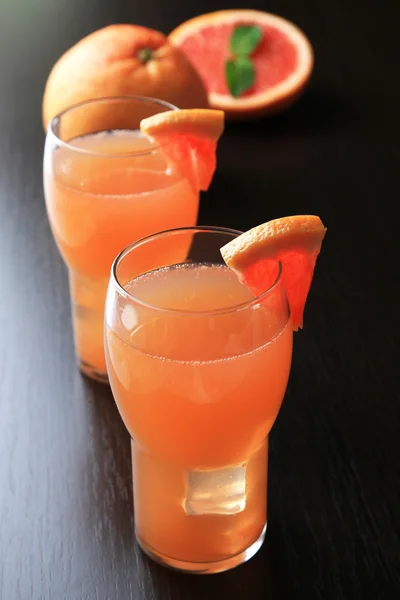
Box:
[184,464,247,516]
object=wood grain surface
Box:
[1,0,399,598]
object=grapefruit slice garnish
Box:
[220,215,326,331]
[169,10,314,119]
[140,108,224,191]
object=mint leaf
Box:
[230,25,263,57]
[225,56,255,98]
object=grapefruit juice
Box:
[105,232,292,573]
[44,104,199,382]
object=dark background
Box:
[1,0,400,598]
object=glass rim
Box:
[47,95,178,158]
[110,226,283,317]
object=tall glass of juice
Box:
[43,96,199,382]
[105,226,293,573]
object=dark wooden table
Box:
[1,0,400,598]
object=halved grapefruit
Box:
[140,108,224,191]
[220,215,326,330]
[169,10,314,119]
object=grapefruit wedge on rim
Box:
[140,108,224,191]
[169,10,314,119]
[220,215,326,330]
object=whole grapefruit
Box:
[42,24,209,131]
[169,10,314,120]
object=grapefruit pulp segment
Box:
[220,215,326,331]
[140,109,224,191]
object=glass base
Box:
[78,359,109,384]
[136,522,267,574]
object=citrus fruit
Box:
[169,10,314,119]
[140,108,224,191]
[42,24,208,131]
[220,215,326,330]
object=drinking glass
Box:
[105,226,293,573]
[43,96,199,382]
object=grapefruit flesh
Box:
[169,10,314,119]
[220,215,326,330]
[140,109,224,192]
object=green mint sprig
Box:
[225,25,263,98]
